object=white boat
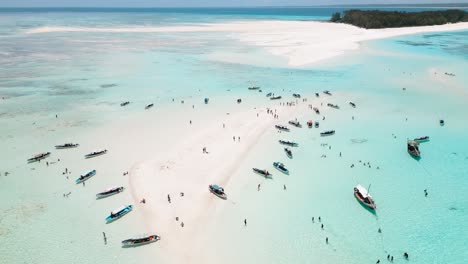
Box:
[354,184,376,210]
[96,186,125,199]
[122,235,160,247]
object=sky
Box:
[0,0,467,8]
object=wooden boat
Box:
[209,184,227,200]
[85,149,107,159]
[120,101,130,107]
[279,140,298,147]
[407,140,420,158]
[414,136,429,143]
[96,186,125,199]
[275,125,290,132]
[145,103,154,109]
[27,152,51,163]
[273,162,289,175]
[313,107,320,114]
[122,235,160,247]
[270,96,282,100]
[349,102,356,108]
[288,120,302,128]
[354,184,376,210]
[327,103,340,109]
[106,205,133,222]
[252,168,272,178]
[314,121,319,128]
[284,148,293,158]
[307,120,313,128]
[55,143,79,149]
[320,130,335,136]
[75,170,96,184]
[248,86,260,90]
[293,93,301,98]
[323,90,332,95]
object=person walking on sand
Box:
[257,184,261,191]
[244,219,247,226]
[283,184,286,190]
[103,232,107,244]
[167,194,171,203]
[233,136,235,141]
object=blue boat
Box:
[273,162,289,175]
[105,205,133,222]
[75,170,96,184]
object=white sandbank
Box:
[26,21,468,66]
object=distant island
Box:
[330,9,468,29]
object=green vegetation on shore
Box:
[330,9,468,29]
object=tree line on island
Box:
[330,9,468,29]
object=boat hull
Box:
[122,235,160,247]
[354,192,376,210]
[106,205,133,222]
[96,187,124,199]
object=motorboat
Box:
[106,205,133,222]
[284,148,293,158]
[313,107,320,114]
[27,152,51,163]
[209,184,227,200]
[248,86,260,90]
[55,143,79,149]
[354,184,376,210]
[288,120,302,128]
[145,103,154,109]
[414,136,429,143]
[270,96,282,100]
[293,93,301,98]
[75,170,96,184]
[327,103,339,109]
[320,130,335,136]
[252,168,272,178]
[349,102,356,108]
[323,90,332,95]
[120,101,130,107]
[307,120,313,128]
[96,186,125,199]
[273,162,289,175]
[275,125,290,132]
[407,140,420,158]
[278,140,298,147]
[122,235,160,247]
[314,121,319,128]
[85,149,107,159]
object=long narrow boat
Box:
[273,162,289,175]
[327,103,340,109]
[209,184,227,200]
[288,120,302,128]
[120,101,130,107]
[275,125,290,132]
[284,148,293,158]
[145,103,154,109]
[27,152,51,163]
[252,168,272,179]
[407,140,421,158]
[75,170,96,184]
[55,143,79,149]
[122,235,160,247]
[414,136,429,143]
[270,96,282,100]
[106,205,133,222]
[320,130,335,136]
[279,140,298,147]
[354,184,376,210]
[248,86,260,90]
[96,186,125,199]
[85,149,107,159]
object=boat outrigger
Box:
[414,136,429,143]
[55,143,79,149]
[284,148,293,158]
[76,170,96,184]
[120,101,130,107]
[273,162,289,175]
[106,205,133,222]
[327,103,339,109]
[288,120,302,128]
[96,186,125,199]
[275,125,290,132]
[279,140,298,147]
[209,184,227,200]
[270,96,282,100]
[85,149,107,159]
[252,168,272,178]
[320,130,335,136]
[27,152,51,163]
[407,140,421,158]
[354,184,376,210]
[122,235,160,247]
[145,103,154,109]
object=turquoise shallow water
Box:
[1,9,468,264]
